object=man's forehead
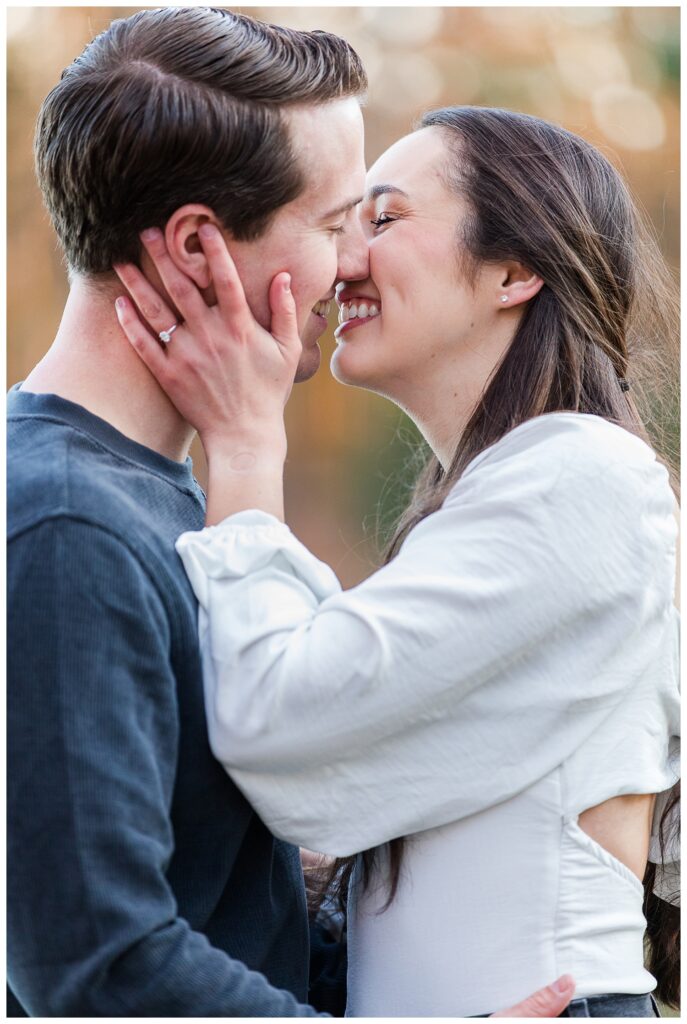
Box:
[285,96,362,138]
[284,98,366,214]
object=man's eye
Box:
[329,224,346,235]
[370,214,396,229]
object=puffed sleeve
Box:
[177,419,677,855]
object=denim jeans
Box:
[559,993,661,1017]
[472,992,661,1017]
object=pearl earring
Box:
[500,295,508,303]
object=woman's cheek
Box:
[368,236,395,288]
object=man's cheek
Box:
[239,280,272,332]
[290,285,314,330]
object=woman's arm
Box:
[114,225,300,524]
[176,421,678,855]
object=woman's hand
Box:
[114,226,301,524]
[113,224,301,457]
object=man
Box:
[8,7,573,1016]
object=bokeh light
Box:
[7,6,679,586]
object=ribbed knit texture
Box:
[7,385,319,1017]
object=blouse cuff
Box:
[175,510,342,605]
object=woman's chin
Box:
[330,346,380,390]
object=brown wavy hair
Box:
[311,107,679,1008]
[34,7,367,274]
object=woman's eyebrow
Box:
[365,184,410,201]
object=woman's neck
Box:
[388,367,488,471]
[386,319,516,470]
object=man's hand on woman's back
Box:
[491,975,575,1017]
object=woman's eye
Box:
[370,214,396,229]
[329,224,346,235]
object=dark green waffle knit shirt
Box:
[7,385,324,1017]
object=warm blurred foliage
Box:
[8,6,679,585]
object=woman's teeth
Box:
[312,300,332,317]
[338,302,380,324]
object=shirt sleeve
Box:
[177,427,676,856]
[7,517,321,1017]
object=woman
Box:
[114,108,679,1016]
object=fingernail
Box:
[140,227,161,241]
[198,223,215,239]
[283,274,291,292]
[552,975,574,994]
[115,296,126,311]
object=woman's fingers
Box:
[269,273,301,358]
[197,223,252,327]
[113,261,178,339]
[115,295,170,385]
[139,227,208,325]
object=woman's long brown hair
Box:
[310,107,679,1008]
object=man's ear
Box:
[163,205,227,290]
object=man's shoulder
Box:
[10,416,131,537]
[8,410,200,545]
[7,414,205,637]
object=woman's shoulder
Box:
[442,413,676,548]
[431,412,677,591]
[466,413,661,477]
[459,413,672,501]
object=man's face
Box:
[224,98,369,382]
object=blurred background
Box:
[7,6,680,586]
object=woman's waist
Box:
[346,805,653,1017]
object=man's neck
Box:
[23,275,195,463]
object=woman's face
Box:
[331,127,510,409]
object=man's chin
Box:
[294,343,322,384]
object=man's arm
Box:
[7,517,320,1017]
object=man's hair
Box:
[34,7,367,274]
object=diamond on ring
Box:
[159,323,178,344]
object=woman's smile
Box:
[334,288,382,338]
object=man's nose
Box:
[337,218,369,283]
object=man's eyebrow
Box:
[320,195,364,220]
[365,184,409,201]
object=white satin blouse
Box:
[176,413,680,1015]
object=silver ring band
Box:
[158,323,178,345]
